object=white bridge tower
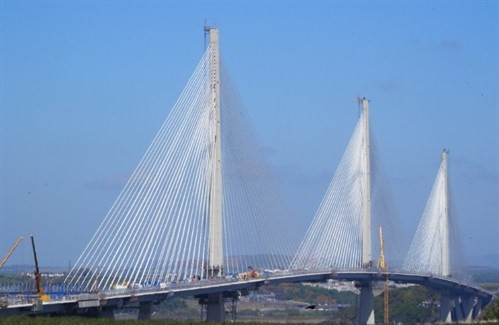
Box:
[441,149,450,277]
[206,26,223,278]
[361,97,372,268]
[358,97,374,325]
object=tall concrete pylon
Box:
[205,26,226,324]
[441,149,450,277]
[359,97,374,325]
[361,97,372,269]
[207,26,224,279]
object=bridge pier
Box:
[205,292,225,322]
[357,281,375,325]
[198,291,241,323]
[440,295,477,323]
[459,296,475,323]
[138,301,153,320]
[439,293,479,323]
[455,297,466,321]
[439,292,453,323]
[472,297,483,320]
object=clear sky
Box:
[0,1,497,268]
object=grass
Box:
[0,317,336,325]
[3,317,499,325]
[0,318,205,325]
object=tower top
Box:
[356,97,370,113]
[203,25,218,50]
[204,24,217,32]
[442,148,449,163]
[362,97,369,112]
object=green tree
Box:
[481,297,499,321]
[374,285,439,324]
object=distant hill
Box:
[0,265,69,274]
[467,266,499,286]
[468,253,499,269]
[2,259,498,285]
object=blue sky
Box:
[0,1,497,267]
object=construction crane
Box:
[377,225,389,325]
[0,236,24,270]
[30,235,50,301]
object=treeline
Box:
[259,283,357,305]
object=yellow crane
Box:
[30,235,50,301]
[377,225,389,325]
[0,236,24,270]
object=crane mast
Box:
[377,225,389,325]
[0,236,24,269]
[30,235,50,301]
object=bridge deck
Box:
[0,270,493,317]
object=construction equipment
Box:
[239,266,259,280]
[0,236,24,270]
[377,225,389,325]
[0,236,22,309]
[30,235,50,301]
[377,226,387,271]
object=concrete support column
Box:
[460,296,475,323]
[138,301,153,320]
[358,282,375,325]
[439,292,453,323]
[472,297,483,320]
[455,297,465,321]
[206,292,225,322]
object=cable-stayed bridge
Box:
[0,27,493,324]
[63,27,296,292]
